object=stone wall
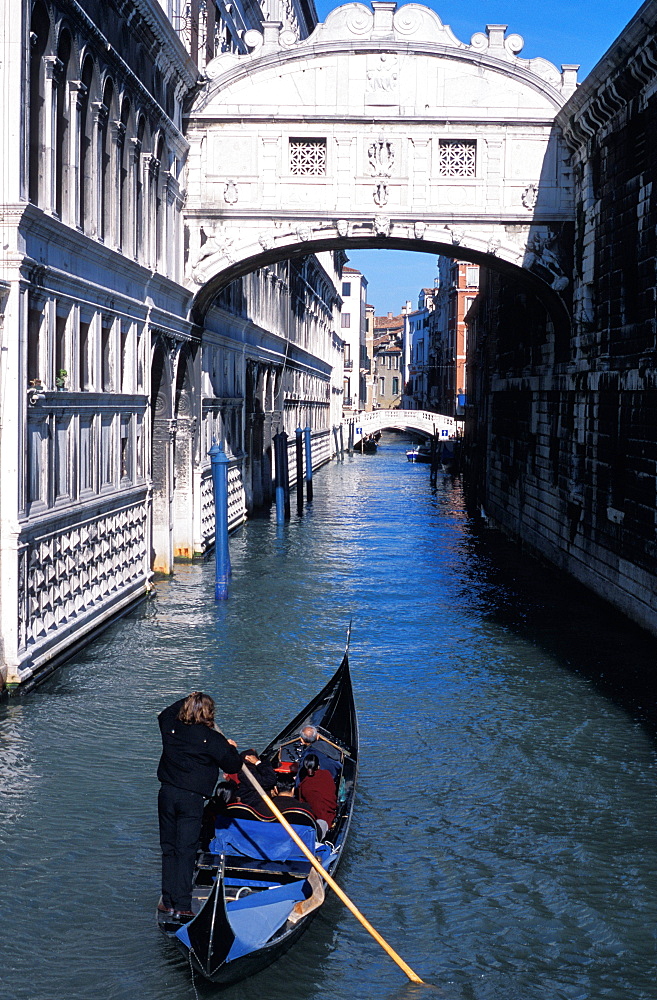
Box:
[467,2,657,636]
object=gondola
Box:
[157,636,358,985]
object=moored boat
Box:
[406,444,432,463]
[157,637,358,985]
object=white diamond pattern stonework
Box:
[19,503,147,651]
[289,139,327,176]
[438,140,476,177]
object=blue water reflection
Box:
[1,432,657,1000]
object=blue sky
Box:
[313,0,643,314]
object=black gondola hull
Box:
[158,642,358,986]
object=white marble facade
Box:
[0,0,338,691]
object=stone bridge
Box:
[355,408,456,441]
[185,1,578,326]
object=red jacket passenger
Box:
[298,756,337,827]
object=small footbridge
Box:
[354,409,456,443]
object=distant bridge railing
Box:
[353,408,456,441]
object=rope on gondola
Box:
[188,949,201,1000]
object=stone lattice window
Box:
[438,140,476,177]
[289,138,327,176]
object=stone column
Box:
[151,408,176,574]
[261,136,279,209]
[128,137,141,260]
[43,56,62,214]
[410,137,430,209]
[173,402,196,560]
[334,136,354,212]
[67,80,85,225]
[90,100,108,238]
[110,119,126,250]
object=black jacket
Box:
[157,699,243,798]
[237,760,278,809]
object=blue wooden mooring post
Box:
[295,426,304,513]
[304,425,313,501]
[274,431,289,524]
[209,442,231,600]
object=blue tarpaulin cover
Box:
[175,881,309,961]
[209,815,317,861]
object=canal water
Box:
[2,432,657,1000]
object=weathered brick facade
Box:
[467,2,657,635]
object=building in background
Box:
[339,265,368,412]
[373,311,405,409]
[429,258,479,419]
[362,303,376,410]
[403,287,437,410]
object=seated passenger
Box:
[294,725,341,778]
[252,773,316,825]
[235,749,278,810]
[298,753,337,839]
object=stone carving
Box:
[368,137,394,177]
[414,221,427,240]
[373,182,388,207]
[522,184,538,210]
[296,224,312,241]
[366,54,399,96]
[336,219,350,237]
[443,225,465,246]
[224,180,238,204]
[373,215,391,237]
[525,233,570,291]
[470,27,524,58]
[258,232,274,251]
[487,238,501,256]
[191,226,235,283]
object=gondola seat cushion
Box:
[209,804,319,861]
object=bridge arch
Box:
[356,408,456,441]
[184,1,577,327]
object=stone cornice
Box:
[556,1,657,151]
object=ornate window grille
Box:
[289,138,327,176]
[438,140,476,177]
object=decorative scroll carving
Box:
[373,182,388,207]
[224,180,238,204]
[522,184,538,210]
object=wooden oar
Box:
[240,765,425,985]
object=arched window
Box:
[78,55,93,232]
[99,78,114,243]
[28,1,50,205]
[54,29,71,219]
[118,96,130,252]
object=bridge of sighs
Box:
[184,1,578,320]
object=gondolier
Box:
[157,691,242,921]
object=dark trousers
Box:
[158,783,205,911]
